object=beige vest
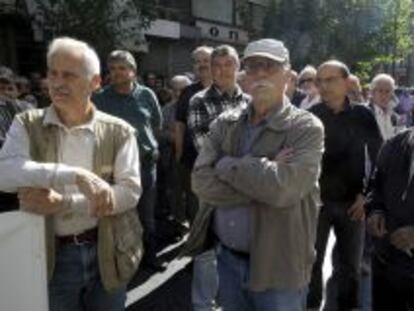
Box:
[17,109,143,293]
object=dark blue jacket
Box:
[367,128,414,274]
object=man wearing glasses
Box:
[298,65,320,110]
[307,60,383,310]
[184,39,324,310]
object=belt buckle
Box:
[73,234,84,245]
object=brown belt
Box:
[56,228,98,246]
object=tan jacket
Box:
[183,100,324,291]
[17,109,143,293]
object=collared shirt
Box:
[300,94,320,110]
[310,98,383,201]
[214,108,268,253]
[175,81,205,168]
[187,84,250,151]
[93,82,162,165]
[371,103,400,140]
[0,106,141,236]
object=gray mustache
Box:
[251,80,273,89]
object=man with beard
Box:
[93,50,163,271]
[183,39,324,310]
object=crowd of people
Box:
[1,35,414,311]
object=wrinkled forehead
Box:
[317,64,345,78]
[48,50,86,74]
[373,79,394,90]
[193,51,211,62]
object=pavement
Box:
[126,219,194,311]
[125,218,336,311]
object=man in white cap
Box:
[183,39,324,310]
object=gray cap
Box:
[107,50,137,71]
[243,39,289,63]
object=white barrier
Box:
[0,211,48,311]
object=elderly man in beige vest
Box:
[0,37,142,311]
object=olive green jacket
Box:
[183,100,324,291]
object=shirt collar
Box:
[209,84,243,100]
[322,96,352,114]
[43,105,97,132]
[108,81,139,96]
[372,101,392,116]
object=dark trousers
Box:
[176,164,198,224]
[137,163,157,258]
[372,255,414,311]
[307,201,364,310]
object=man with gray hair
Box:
[298,65,320,110]
[0,37,142,310]
[368,73,403,140]
[159,75,191,223]
[174,46,213,227]
[93,49,163,271]
[187,44,250,311]
[184,39,324,310]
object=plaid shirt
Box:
[187,85,250,151]
[0,97,32,148]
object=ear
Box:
[345,77,354,90]
[91,74,102,92]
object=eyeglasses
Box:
[244,59,284,74]
[316,76,345,87]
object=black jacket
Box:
[366,128,414,274]
[310,99,383,202]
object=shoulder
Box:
[352,102,375,116]
[92,86,112,106]
[94,110,136,135]
[178,83,201,102]
[94,85,112,97]
[386,128,412,147]
[16,108,46,124]
[136,84,157,100]
[189,88,210,108]
[215,104,247,124]
[308,102,325,115]
[289,104,324,133]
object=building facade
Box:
[0,0,269,83]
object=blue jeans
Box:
[217,245,307,311]
[49,243,126,311]
[192,249,219,311]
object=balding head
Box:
[348,74,363,103]
[170,75,191,102]
[370,73,395,110]
[317,60,351,110]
